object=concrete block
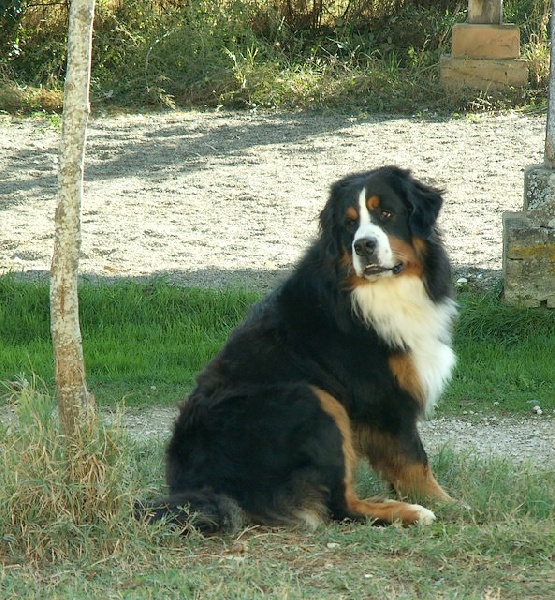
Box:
[503,211,555,307]
[440,55,529,90]
[524,164,555,217]
[452,23,520,60]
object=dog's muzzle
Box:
[353,236,403,277]
[354,237,378,260]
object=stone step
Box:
[440,55,528,90]
[452,23,520,60]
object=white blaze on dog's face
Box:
[352,189,396,280]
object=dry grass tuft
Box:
[0,383,156,564]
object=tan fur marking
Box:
[347,274,367,289]
[347,273,367,289]
[366,195,380,211]
[412,237,427,256]
[312,387,440,524]
[396,463,453,502]
[352,425,452,502]
[388,237,424,278]
[347,206,358,221]
[342,497,434,525]
[312,387,357,483]
[340,249,366,289]
[340,249,352,270]
[389,353,425,406]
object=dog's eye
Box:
[345,217,358,228]
[380,210,394,221]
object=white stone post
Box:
[468,0,502,24]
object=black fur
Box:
[138,166,455,533]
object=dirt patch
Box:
[0,109,546,288]
[1,109,552,466]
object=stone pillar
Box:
[468,0,502,24]
[440,0,528,90]
[502,8,555,307]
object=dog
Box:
[141,166,457,533]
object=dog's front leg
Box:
[352,424,453,502]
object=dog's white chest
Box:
[351,276,457,414]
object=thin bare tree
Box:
[50,0,96,439]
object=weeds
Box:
[0,0,550,113]
[0,383,160,564]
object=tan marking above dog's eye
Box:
[346,207,359,226]
[367,195,380,210]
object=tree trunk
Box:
[545,0,555,168]
[50,0,96,439]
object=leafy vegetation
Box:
[0,0,550,113]
[1,275,554,416]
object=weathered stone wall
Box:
[503,212,555,307]
[503,166,555,307]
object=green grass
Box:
[1,275,554,415]
[0,275,259,407]
[0,385,553,599]
[446,287,555,416]
[0,276,553,595]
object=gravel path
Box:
[116,406,555,469]
[0,109,547,286]
[1,109,553,467]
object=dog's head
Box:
[320,166,444,283]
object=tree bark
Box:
[545,0,555,168]
[50,0,96,439]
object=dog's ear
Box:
[400,171,444,239]
[319,175,355,256]
[319,190,339,258]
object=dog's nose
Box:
[354,237,378,257]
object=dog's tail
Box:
[134,489,244,535]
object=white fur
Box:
[382,499,436,525]
[351,275,457,416]
[411,504,436,525]
[294,508,325,530]
[352,190,395,277]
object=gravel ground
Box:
[1,109,553,467]
[115,406,555,469]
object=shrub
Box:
[0,0,550,112]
